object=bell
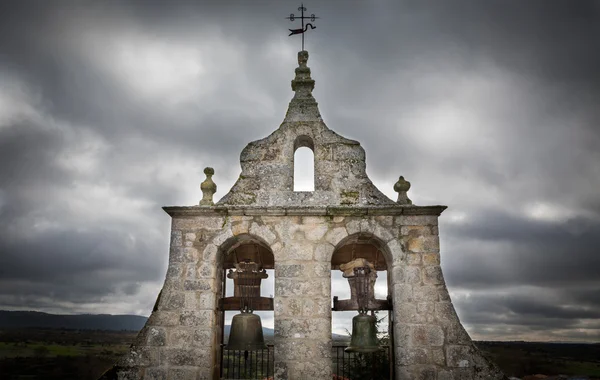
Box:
[225,312,267,351]
[345,313,380,353]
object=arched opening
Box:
[217,234,275,379]
[293,135,315,191]
[330,233,393,379]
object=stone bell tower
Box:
[102,51,506,380]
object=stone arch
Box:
[293,135,315,191]
[332,232,393,270]
[214,233,276,300]
[331,232,393,303]
[214,233,276,378]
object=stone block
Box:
[407,236,439,253]
[275,318,329,339]
[122,346,159,367]
[198,292,216,310]
[395,347,430,365]
[436,302,458,323]
[192,329,213,347]
[183,279,213,291]
[144,367,167,380]
[413,365,438,380]
[392,265,406,283]
[196,262,216,278]
[445,322,472,344]
[211,229,233,247]
[405,266,422,284]
[249,222,277,244]
[423,253,440,265]
[147,311,179,327]
[161,292,185,311]
[395,302,418,323]
[231,219,251,235]
[372,221,395,242]
[276,277,327,297]
[375,215,393,227]
[394,283,413,303]
[414,302,435,323]
[446,345,473,367]
[160,347,209,366]
[172,217,202,231]
[332,216,345,223]
[423,266,443,285]
[275,339,318,360]
[401,225,432,237]
[303,224,329,241]
[345,218,361,235]
[275,263,304,278]
[397,215,439,226]
[433,347,446,366]
[314,242,334,261]
[409,325,444,347]
[146,327,166,346]
[438,369,454,380]
[413,285,439,302]
[301,297,330,317]
[406,253,422,266]
[279,243,314,261]
[165,263,183,279]
[202,244,218,262]
[312,262,331,277]
[166,328,193,347]
[179,310,213,327]
[301,216,326,225]
[167,368,198,380]
[170,231,182,247]
[274,296,302,316]
[325,226,348,246]
[169,247,186,263]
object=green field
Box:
[0,329,599,379]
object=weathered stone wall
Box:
[104,207,504,380]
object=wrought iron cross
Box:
[285,4,319,51]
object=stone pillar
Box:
[273,216,332,379]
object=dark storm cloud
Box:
[0,0,598,340]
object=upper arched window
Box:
[293,135,315,191]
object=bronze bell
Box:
[225,312,267,351]
[345,312,380,353]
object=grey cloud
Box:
[0,0,598,342]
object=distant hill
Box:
[0,310,350,340]
[0,310,148,331]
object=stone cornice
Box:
[162,205,447,218]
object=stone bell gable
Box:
[218,51,394,207]
[100,51,507,380]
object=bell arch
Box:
[293,135,315,191]
[330,232,394,379]
[216,233,275,379]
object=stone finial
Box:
[285,50,321,122]
[200,167,216,206]
[298,50,308,67]
[394,176,412,205]
[291,50,315,95]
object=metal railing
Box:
[221,344,391,379]
[220,344,274,379]
[331,345,392,380]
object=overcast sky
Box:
[1,0,599,343]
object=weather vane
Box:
[286,3,319,51]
